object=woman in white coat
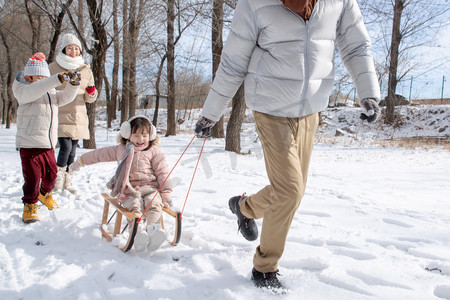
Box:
[49,33,98,194]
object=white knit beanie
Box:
[59,33,82,52]
[23,52,50,77]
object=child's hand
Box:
[163,198,172,208]
[68,71,81,86]
[58,72,71,83]
[85,86,96,95]
[68,157,84,173]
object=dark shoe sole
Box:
[229,196,258,241]
[23,218,39,224]
[251,268,287,294]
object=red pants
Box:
[20,148,57,204]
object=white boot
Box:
[64,171,77,194]
[134,229,149,252]
[53,166,66,193]
[147,224,167,251]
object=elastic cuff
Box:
[77,156,85,166]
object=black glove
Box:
[194,116,215,137]
[360,98,380,123]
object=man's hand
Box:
[360,98,380,123]
[194,116,215,137]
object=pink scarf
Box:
[108,142,147,200]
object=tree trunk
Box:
[385,0,404,125]
[153,56,166,127]
[0,30,15,128]
[109,0,120,127]
[25,0,38,53]
[78,0,85,32]
[83,0,108,149]
[128,0,141,119]
[210,0,225,138]
[47,0,74,62]
[121,0,130,123]
[166,0,176,136]
[225,84,245,153]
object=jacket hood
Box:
[15,71,30,85]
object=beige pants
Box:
[241,111,319,273]
[122,189,164,226]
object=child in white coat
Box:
[13,52,80,223]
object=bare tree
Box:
[0,30,15,128]
[127,0,148,120]
[108,0,120,127]
[149,0,206,134]
[121,0,130,123]
[210,0,225,138]
[363,0,449,124]
[166,0,176,136]
[31,0,75,62]
[25,0,42,52]
[79,0,109,148]
[225,84,245,153]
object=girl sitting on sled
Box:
[70,115,172,252]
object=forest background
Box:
[0,0,449,152]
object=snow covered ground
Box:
[0,106,449,300]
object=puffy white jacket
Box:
[202,0,380,121]
[13,72,78,149]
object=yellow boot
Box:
[38,192,58,210]
[23,203,39,223]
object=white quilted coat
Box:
[13,72,78,149]
[202,0,380,121]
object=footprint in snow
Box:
[434,285,450,300]
[331,248,377,260]
[382,218,414,228]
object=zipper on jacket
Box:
[47,93,54,148]
[281,4,316,115]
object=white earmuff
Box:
[119,115,156,141]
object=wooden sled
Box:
[101,193,182,252]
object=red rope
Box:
[181,136,207,214]
[138,135,196,223]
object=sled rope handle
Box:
[138,135,206,223]
[181,135,207,214]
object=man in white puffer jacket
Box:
[195,0,381,291]
[13,52,79,223]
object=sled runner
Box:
[100,193,182,252]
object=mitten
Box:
[68,157,84,173]
[58,72,70,83]
[360,98,380,123]
[85,86,96,95]
[163,197,173,208]
[68,71,81,86]
[194,116,215,137]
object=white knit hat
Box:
[59,33,82,52]
[24,52,50,77]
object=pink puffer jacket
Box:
[79,143,172,200]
